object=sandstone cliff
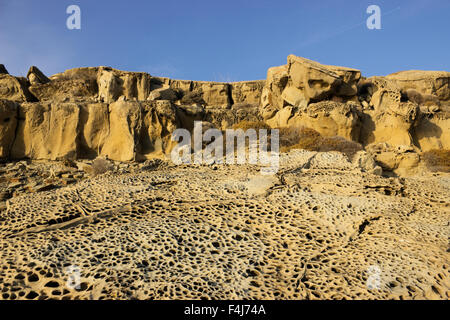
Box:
[0,56,448,175]
[0,58,449,301]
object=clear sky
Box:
[0,0,449,81]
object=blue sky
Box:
[0,0,449,81]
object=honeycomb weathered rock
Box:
[0,151,448,300]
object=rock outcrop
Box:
[11,102,80,160]
[260,56,363,141]
[27,66,50,85]
[358,76,420,147]
[413,111,450,151]
[97,67,151,103]
[77,103,110,159]
[0,55,448,176]
[386,70,450,102]
[266,101,361,141]
[258,56,448,175]
[260,55,360,119]
[0,64,8,75]
[366,143,421,176]
[0,74,36,102]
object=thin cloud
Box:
[296,6,401,49]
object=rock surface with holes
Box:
[0,56,449,300]
[0,151,448,300]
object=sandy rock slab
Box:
[0,151,448,300]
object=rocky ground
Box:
[0,55,449,300]
[0,150,448,300]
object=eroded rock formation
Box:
[0,151,448,299]
[0,58,448,301]
[0,56,448,176]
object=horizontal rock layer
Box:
[1,99,261,162]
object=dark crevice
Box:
[8,204,131,238]
[227,83,234,107]
[357,216,381,236]
[8,103,20,160]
